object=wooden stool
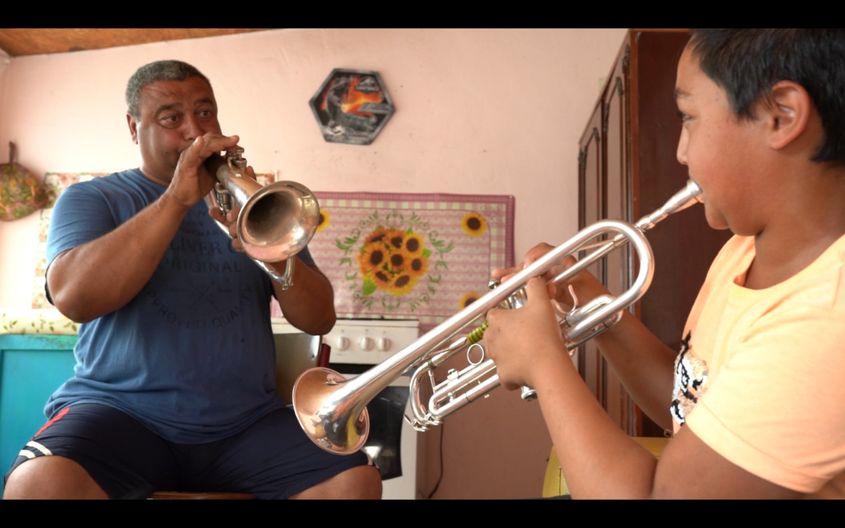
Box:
[148,491,255,500]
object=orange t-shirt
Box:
[671,234,845,497]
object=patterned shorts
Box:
[4,403,370,499]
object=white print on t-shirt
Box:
[670,332,710,428]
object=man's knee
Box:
[3,456,107,499]
[320,464,382,499]
[291,463,382,499]
[354,464,383,498]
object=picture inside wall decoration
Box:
[309,69,395,145]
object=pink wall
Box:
[0,28,627,498]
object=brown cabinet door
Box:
[577,30,732,437]
[628,30,733,436]
[577,103,605,400]
[602,46,633,433]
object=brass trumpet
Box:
[205,147,320,289]
[292,180,703,454]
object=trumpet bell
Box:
[205,147,320,289]
[237,180,320,262]
[292,367,370,455]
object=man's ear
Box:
[763,80,813,151]
[127,113,139,144]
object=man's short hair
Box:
[126,60,211,118]
[688,29,845,164]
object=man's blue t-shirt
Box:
[44,168,314,443]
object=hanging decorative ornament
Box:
[0,142,52,221]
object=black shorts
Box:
[4,403,370,499]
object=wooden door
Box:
[577,102,605,399]
[628,30,732,435]
[602,43,633,433]
[577,30,732,436]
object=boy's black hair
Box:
[688,29,845,164]
[126,60,211,119]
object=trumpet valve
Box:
[564,294,617,327]
[520,386,538,400]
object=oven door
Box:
[361,376,412,481]
[272,331,322,406]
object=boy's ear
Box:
[127,114,139,144]
[763,80,813,151]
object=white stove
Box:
[322,319,421,365]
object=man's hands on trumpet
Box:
[168,133,240,210]
[484,242,609,391]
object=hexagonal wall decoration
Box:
[309,69,395,145]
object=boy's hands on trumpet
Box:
[490,242,609,312]
[485,277,566,390]
[484,242,609,391]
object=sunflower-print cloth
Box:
[29,173,514,332]
[0,308,79,335]
[276,191,515,330]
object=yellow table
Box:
[542,436,669,497]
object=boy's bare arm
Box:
[592,311,678,431]
[531,354,801,498]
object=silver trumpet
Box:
[292,180,703,454]
[205,147,320,289]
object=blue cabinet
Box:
[0,334,76,495]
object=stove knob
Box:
[335,336,350,351]
[359,336,374,351]
[376,337,391,351]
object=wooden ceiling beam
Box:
[0,29,264,57]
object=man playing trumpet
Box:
[4,60,380,500]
